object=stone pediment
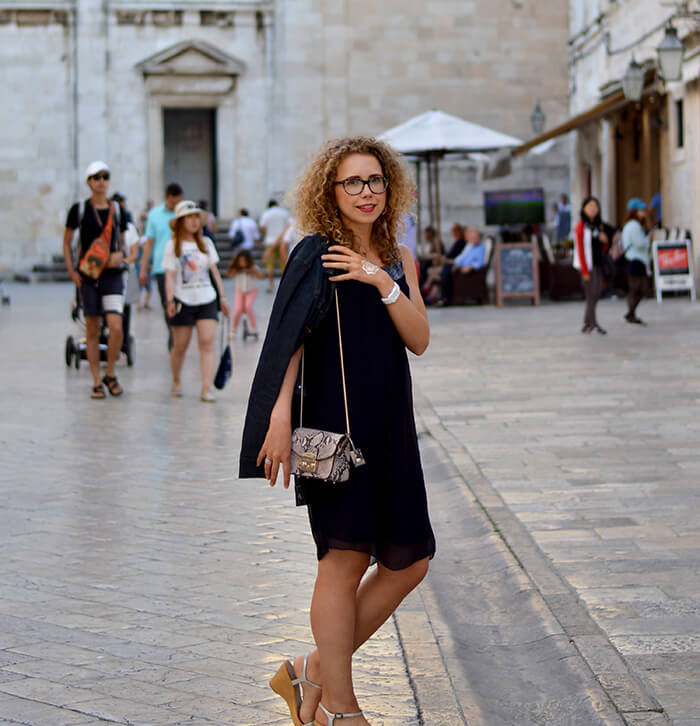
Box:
[137,40,245,77]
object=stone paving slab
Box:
[1,283,697,726]
[0,284,421,725]
[411,296,700,724]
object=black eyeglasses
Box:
[334,175,388,196]
[90,173,110,181]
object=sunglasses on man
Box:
[90,172,110,181]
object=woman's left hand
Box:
[220,297,231,317]
[322,245,391,291]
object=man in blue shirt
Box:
[140,183,183,347]
[437,226,486,304]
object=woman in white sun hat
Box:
[162,200,230,401]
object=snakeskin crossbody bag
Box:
[290,288,365,483]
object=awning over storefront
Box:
[512,90,626,157]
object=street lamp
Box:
[622,58,644,101]
[530,101,546,134]
[657,24,684,82]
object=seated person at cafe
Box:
[418,225,442,285]
[421,223,466,297]
[444,223,466,259]
[427,226,486,305]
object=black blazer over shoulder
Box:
[239,234,334,478]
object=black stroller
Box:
[65,287,134,369]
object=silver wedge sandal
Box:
[315,702,364,725]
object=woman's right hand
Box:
[166,300,176,318]
[71,271,82,288]
[257,415,292,488]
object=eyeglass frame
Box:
[333,175,389,196]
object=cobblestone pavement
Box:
[412,294,700,726]
[0,282,697,726]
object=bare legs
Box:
[104,313,123,379]
[170,325,193,390]
[231,289,258,335]
[85,316,102,387]
[196,318,216,397]
[85,313,123,388]
[169,319,217,397]
[297,552,429,725]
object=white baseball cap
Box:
[85,160,110,181]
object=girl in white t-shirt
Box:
[226,249,264,339]
[162,200,230,402]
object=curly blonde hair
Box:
[290,136,414,265]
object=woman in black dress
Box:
[246,137,435,726]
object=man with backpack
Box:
[228,208,259,252]
[62,160,129,399]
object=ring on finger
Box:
[265,457,272,466]
[361,259,379,275]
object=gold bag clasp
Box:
[300,452,318,474]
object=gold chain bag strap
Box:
[290,288,366,483]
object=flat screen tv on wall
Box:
[484,188,545,226]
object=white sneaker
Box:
[200,392,216,403]
[171,385,183,398]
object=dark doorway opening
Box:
[163,108,217,214]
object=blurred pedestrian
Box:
[259,199,290,292]
[198,200,217,238]
[162,201,230,402]
[241,136,435,726]
[137,199,154,309]
[397,212,417,257]
[226,249,263,339]
[140,183,183,349]
[280,215,303,262]
[649,192,662,229]
[622,198,651,326]
[228,208,259,251]
[556,193,572,242]
[138,199,154,236]
[573,196,610,334]
[61,161,128,398]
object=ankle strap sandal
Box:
[316,702,363,725]
[270,653,321,726]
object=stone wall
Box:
[0,10,73,267]
[1,0,571,269]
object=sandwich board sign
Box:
[652,239,696,303]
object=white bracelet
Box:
[381,281,401,305]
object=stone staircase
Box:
[29,254,72,283]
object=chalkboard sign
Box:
[495,240,540,306]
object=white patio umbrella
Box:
[378,110,523,247]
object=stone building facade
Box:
[562,0,699,240]
[1,0,570,269]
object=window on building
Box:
[675,99,684,148]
